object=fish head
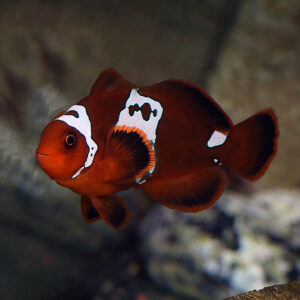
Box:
[36,119,89,180]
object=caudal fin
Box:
[221,109,278,181]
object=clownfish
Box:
[36,68,279,230]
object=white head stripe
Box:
[56,104,98,178]
[207,130,228,148]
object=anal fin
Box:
[90,195,130,230]
[142,166,226,212]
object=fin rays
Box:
[105,126,155,184]
[142,166,226,212]
[81,195,130,230]
[81,196,101,223]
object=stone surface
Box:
[225,280,300,300]
[0,1,242,299]
[1,1,299,299]
[139,190,300,300]
[208,0,300,188]
[0,86,132,300]
[0,0,240,108]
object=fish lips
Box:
[35,148,71,180]
[36,150,56,179]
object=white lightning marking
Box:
[116,89,163,183]
[116,89,163,144]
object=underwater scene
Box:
[0,0,299,299]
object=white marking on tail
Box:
[207,131,228,148]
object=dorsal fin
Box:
[90,68,137,94]
[139,79,233,131]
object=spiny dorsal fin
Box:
[90,68,137,94]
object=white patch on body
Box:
[56,105,98,178]
[116,89,163,182]
[207,130,228,148]
[117,89,163,143]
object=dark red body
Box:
[36,68,279,229]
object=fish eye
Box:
[64,132,77,149]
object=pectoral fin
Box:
[90,195,130,230]
[104,126,155,184]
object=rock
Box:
[0,0,241,102]
[139,190,300,300]
[208,0,300,188]
[225,279,300,300]
[0,86,130,300]
[4,1,297,299]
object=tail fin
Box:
[221,109,278,181]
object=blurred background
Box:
[0,0,299,299]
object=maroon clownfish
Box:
[36,68,279,230]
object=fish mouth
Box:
[35,151,56,179]
[35,149,52,164]
[36,152,50,158]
